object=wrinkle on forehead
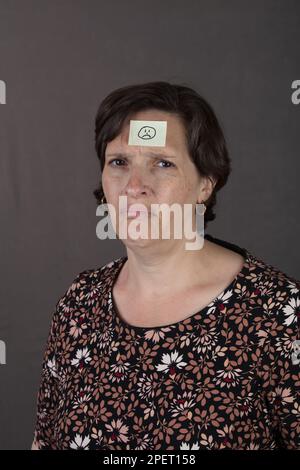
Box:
[106,111,198,177]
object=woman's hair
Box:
[94,81,231,229]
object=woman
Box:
[32,81,300,450]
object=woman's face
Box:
[101,108,213,247]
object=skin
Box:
[101,108,240,302]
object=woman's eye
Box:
[108,158,126,166]
[157,160,175,168]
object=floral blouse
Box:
[32,235,300,450]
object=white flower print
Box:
[214,368,242,388]
[194,327,218,355]
[137,373,156,400]
[86,285,101,305]
[69,317,87,338]
[70,433,91,449]
[47,357,58,378]
[287,281,299,295]
[135,433,152,450]
[236,394,254,417]
[170,391,196,417]
[180,441,200,450]
[144,327,172,344]
[156,350,187,375]
[283,296,300,326]
[37,408,48,428]
[108,362,131,383]
[275,332,296,358]
[272,386,295,405]
[105,419,129,444]
[71,347,91,368]
[72,386,92,408]
[98,328,114,350]
[207,289,233,314]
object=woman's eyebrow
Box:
[105,152,177,159]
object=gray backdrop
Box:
[0,0,299,450]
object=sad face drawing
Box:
[137,125,156,140]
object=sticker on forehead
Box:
[128,120,167,147]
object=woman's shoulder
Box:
[245,249,300,292]
[55,256,125,314]
[206,233,300,296]
[243,249,300,330]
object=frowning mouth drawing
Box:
[138,126,156,140]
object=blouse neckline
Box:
[108,245,253,332]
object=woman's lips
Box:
[127,209,149,218]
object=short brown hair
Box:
[94,81,231,229]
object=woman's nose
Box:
[124,170,149,197]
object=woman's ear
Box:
[197,176,217,203]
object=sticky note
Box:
[128,120,167,147]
